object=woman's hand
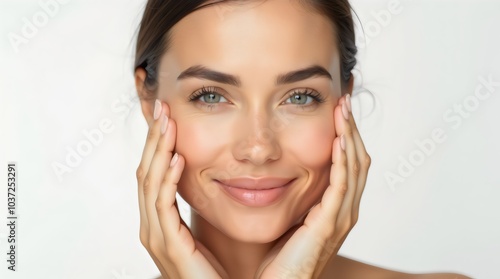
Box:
[136,100,227,279]
[256,94,372,279]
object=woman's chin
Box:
[218,216,296,244]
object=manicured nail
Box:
[154,99,161,120]
[340,134,346,151]
[170,153,179,167]
[346,94,352,113]
[342,102,349,120]
[161,115,169,134]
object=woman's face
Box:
[156,0,344,243]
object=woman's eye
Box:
[285,93,314,105]
[284,90,325,107]
[198,92,228,104]
[188,86,230,106]
[188,87,325,110]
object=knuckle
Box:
[148,238,163,256]
[154,144,164,157]
[147,127,158,142]
[155,198,164,212]
[344,224,353,235]
[363,154,372,168]
[345,128,354,138]
[340,151,348,165]
[136,165,145,181]
[337,183,348,197]
[352,212,359,225]
[324,239,338,254]
[143,176,152,195]
[139,231,149,248]
[351,160,360,176]
[340,219,353,234]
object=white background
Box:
[1,0,499,278]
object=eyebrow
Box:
[177,64,333,86]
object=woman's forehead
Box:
[161,0,340,86]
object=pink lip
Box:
[214,177,295,207]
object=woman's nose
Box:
[231,112,282,165]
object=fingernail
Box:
[342,102,349,120]
[154,99,161,120]
[346,94,352,113]
[340,134,346,151]
[161,115,169,134]
[170,153,179,167]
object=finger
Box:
[136,99,170,276]
[309,131,351,277]
[143,103,177,277]
[157,155,224,278]
[260,227,322,277]
[305,134,347,236]
[138,100,171,184]
[137,100,171,231]
[157,153,186,245]
[334,95,359,226]
[144,103,176,243]
[343,94,372,214]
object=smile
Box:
[214,178,296,207]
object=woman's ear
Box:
[135,67,155,126]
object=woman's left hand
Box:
[256,94,372,279]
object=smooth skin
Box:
[136,92,373,278]
[135,95,471,279]
[134,0,472,278]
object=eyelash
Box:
[187,86,223,102]
[188,86,326,111]
[286,89,326,106]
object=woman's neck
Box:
[190,211,277,279]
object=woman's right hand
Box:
[136,99,227,279]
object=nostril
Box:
[231,128,282,164]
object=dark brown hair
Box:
[133,0,357,101]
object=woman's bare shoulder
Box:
[322,254,472,279]
[153,255,472,279]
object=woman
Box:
[132,0,471,278]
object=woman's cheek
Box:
[175,118,230,167]
[173,117,230,209]
[284,117,334,168]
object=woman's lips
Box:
[214,178,295,207]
